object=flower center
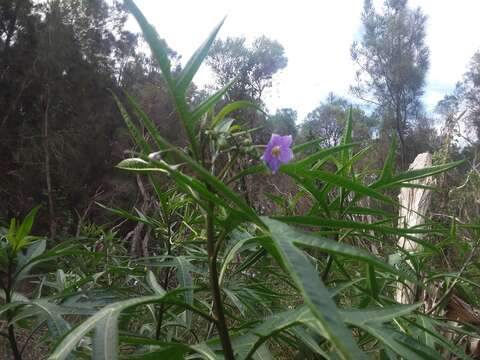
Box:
[271,145,281,157]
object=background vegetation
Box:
[1,0,480,359]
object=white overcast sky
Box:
[130,0,480,120]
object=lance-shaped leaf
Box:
[191,78,237,123]
[283,143,358,169]
[111,91,151,154]
[47,292,176,360]
[262,217,368,360]
[267,218,413,280]
[176,18,226,94]
[124,0,173,88]
[211,100,264,129]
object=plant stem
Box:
[156,220,173,340]
[206,199,235,360]
[5,259,22,360]
[155,267,172,340]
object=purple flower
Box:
[262,134,293,174]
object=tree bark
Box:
[395,152,433,304]
[42,85,56,238]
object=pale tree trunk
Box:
[395,152,434,304]
[394,153,480,357]
[43,85,56,238]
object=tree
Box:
[351,0,429,167]
[299,93,376,147]
[267,108,298,137]
[207,35,287,103]
[0,0,178,233]
[433,51,480,149]
[462,52,480,141]
[206,35,288,145]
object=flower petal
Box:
[278,135,293,148]
[269,157,281,173]
[279,147,293,163]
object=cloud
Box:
[131,0,480,119]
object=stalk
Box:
[156,216,173,340]
[206,198,235,360]
[4,259,22,360]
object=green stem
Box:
[206,199,235,360]
[5,258,22,360]
[156,219,173,340]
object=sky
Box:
[130,0,480,120]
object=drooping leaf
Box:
[48,293,175,360]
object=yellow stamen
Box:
[271,145,281,157]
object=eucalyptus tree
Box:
[267,108,298,138]
[300,93,376,148]
[0,0,154,232]
[351,0,429,167]
[207,35,287,104]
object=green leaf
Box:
[15,239,47,279]
[146,270,166,296]
[211,100,264,129]
[93,313,119,360]
[125,94,170,154]
[121,337,215,359]
[361,323,441,360]
[379,134,397,182]
[263,217,368,360]
[243,306,315,357]
[340,303,422,326]
[48,293,175,360]
[373,160,464,189]
[124,0,173,87]
[226,164,267,184]
[176,18,226,94]
[190,343,222,360]
[285,143,358,169]
[111,91,151,154]
[126,347,187,360]
[191,78,236,123]
[219,233,256,285]
[367,264,380,301]
[126,346,187,360]
[15,242,82,282]
[96,203,147,224]
[15,205,41,250]
[116,158,161,172]
[292,137,326,154]
[274,216,441,248]
[340,107,353,167]
[118,107,261,225]
[284,168,394,205]
[267,218,411,280]
[173,256,194,327]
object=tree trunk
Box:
[43,85,56,238]
[395,152,433,304]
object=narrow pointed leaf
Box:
[93,313,119,360]
[263,217,368,360]
[124,0,173,87]
[191,78,236,123]
[47,293,174,360]
[111,92,151,154]
[176,18,226,94]
[211,100,264,129]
